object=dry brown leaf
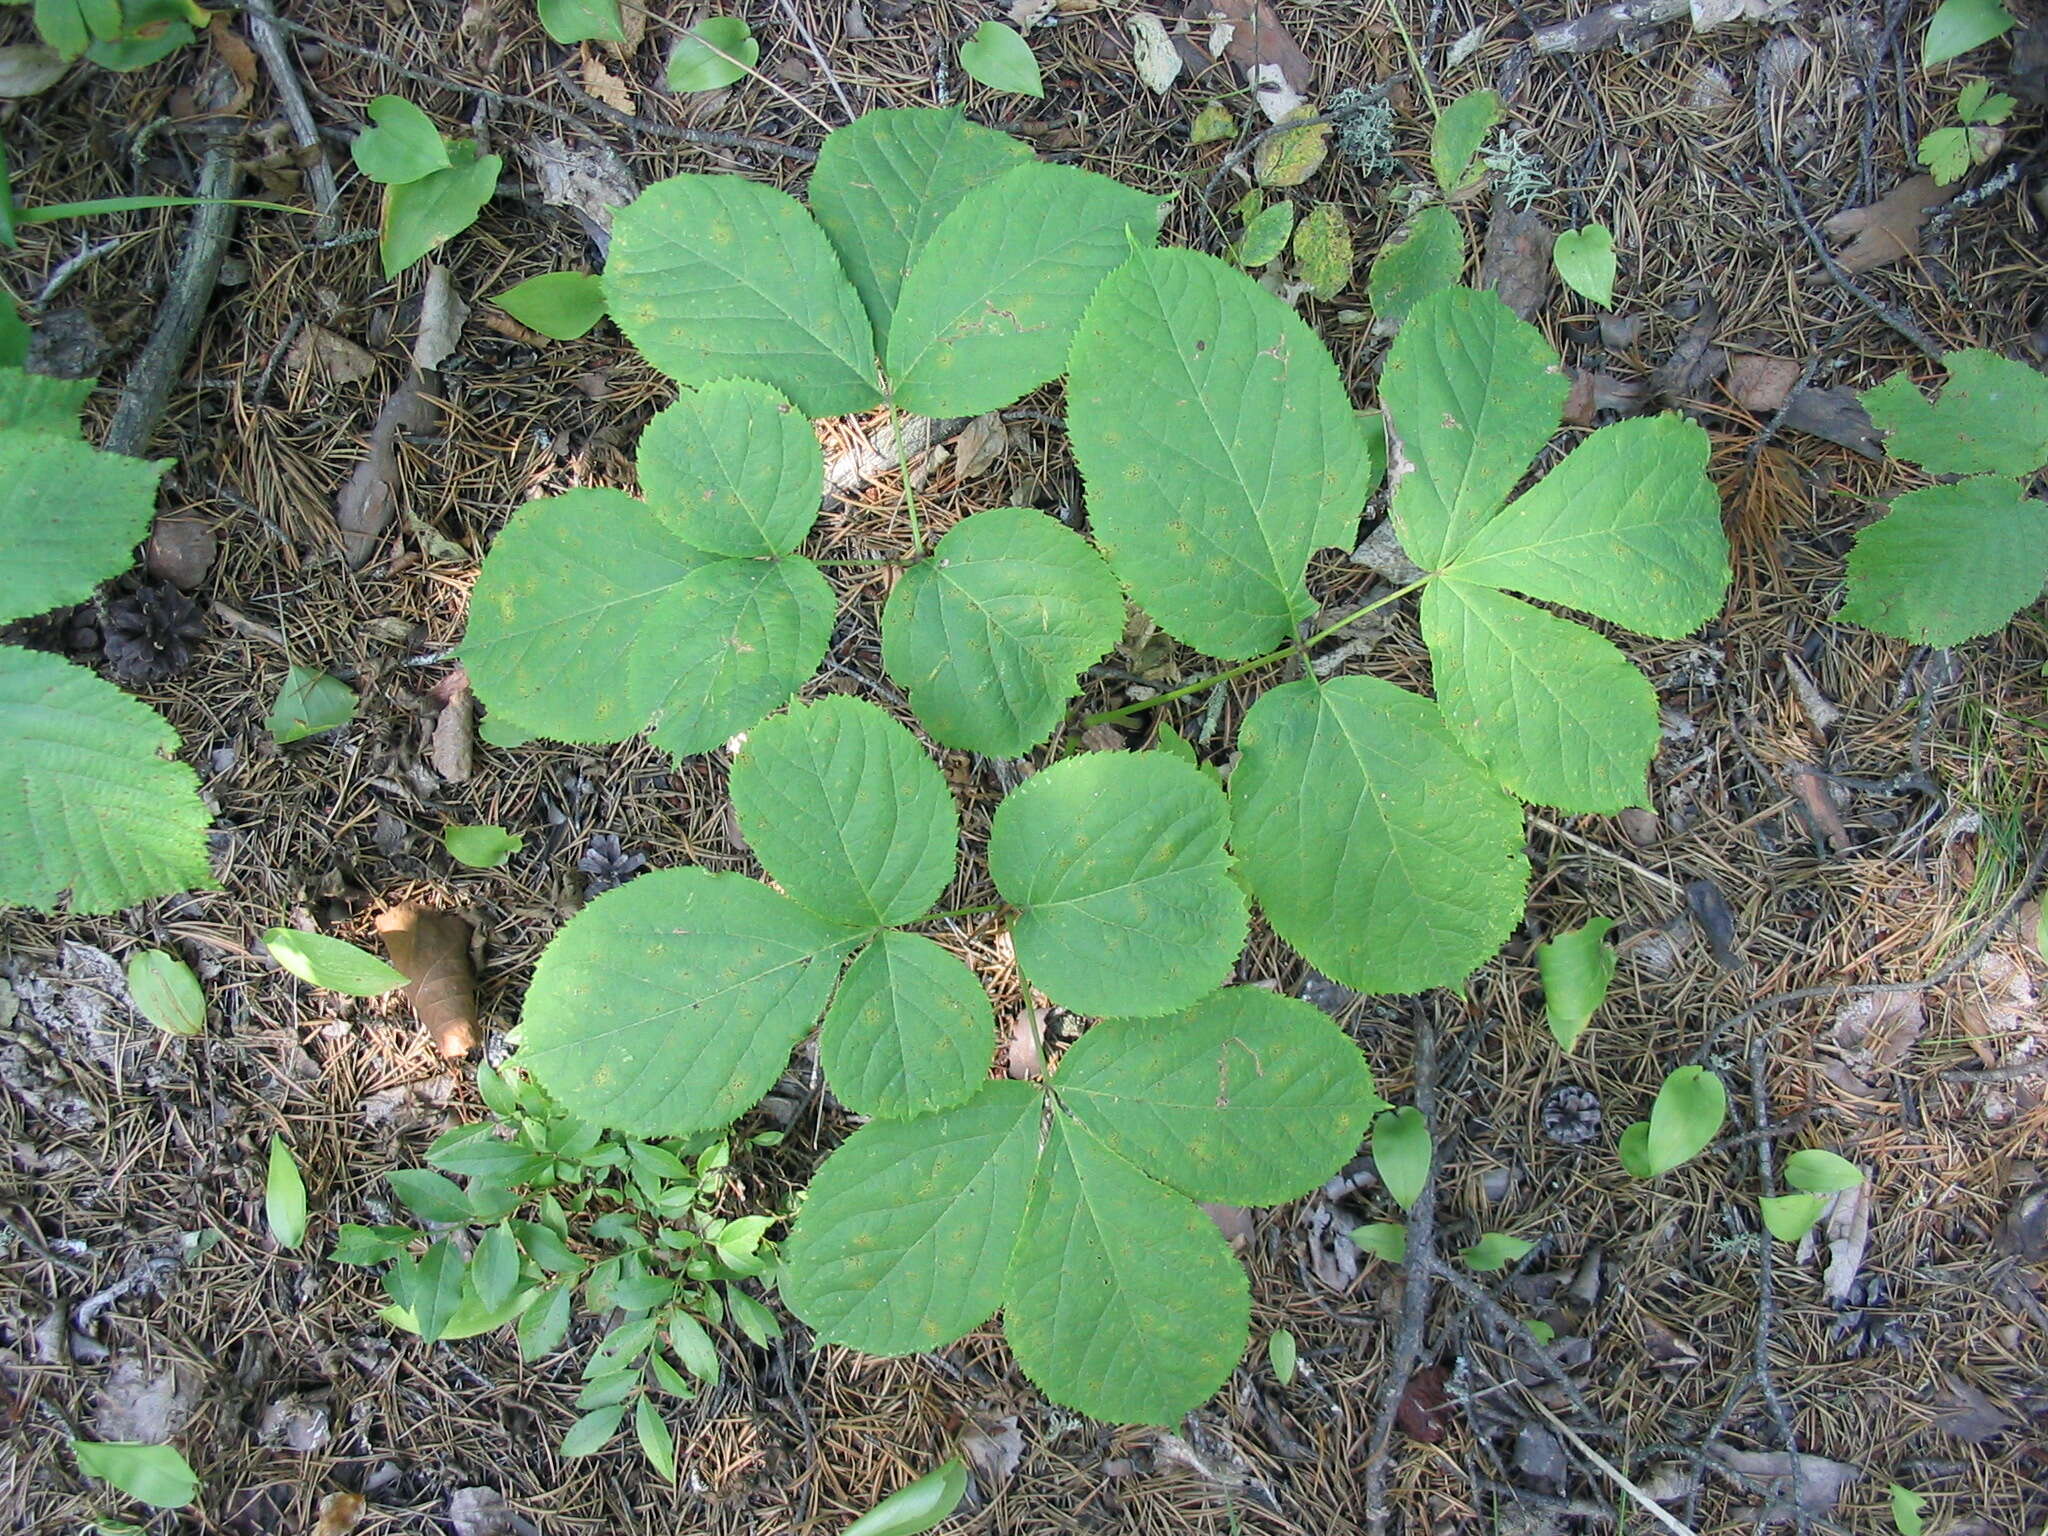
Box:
[144,517,218,591]
[314,1491,367,1536]
[951,411,1010,479]
[1785,763,1850,852]
[1929,1375,2017,1444]
[1829,990,1925,1083]
[1204,1202,1254,1251]
[1479,206,1554,321]
[374,906,479,1058]
[430,688,476,785]
[1727,354,1802,413]
[1956,952,2038,1045]
[1395,1366,1451,1443]
[1824,175,1951,274]
[414,265,469,374]
[1709,1446,1859,1523]
[1563,370,1649,426]
[1008,0,1055,23]
[334,377,425,567]
[1780,385,1882,457]
[1004,1006,1046,1081]
[520,137,639,252]
[1821,1181,1870,1305]
[959,1414,1024,1493]
[579,52,635,114]
[1180,0,1312,121]
[288,324,377,387]
[1129,13,1183,93]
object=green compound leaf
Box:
[380,144,501,279]
[0,366,93,434]
[1916,125,1973,185]
[1371,1106,1431,1210]
[1861,349,2048,477]
[958,19,1043,99]
[494,271,605,340]
[519,868,858,1136]
[665,16,757,93]
[1004,1114,1246,1424]
[1535,916,1617,1053]
[264,929,406,995]
[1430,89,1502,190]
[636,379,822,559]
[1645,1064,1725,1176]
[605,174,881,418]
[989,752,1247,1019]
[1068,248,1376,660]
[350,95,450,185]
[1552,222,1616,307]
[1366,204,1464,332]
[809,107,1034,351]
[1381,286,1568,570]
[0,646,214,914]
[881,505,1124,757]
[1053,987,1386,1204]
[635,556,836,761]
[1839,476,2048,646]
[782,1079,1040,1353]
[730,695,957,928]
[0,429,167,624]
[462,489,710,745]
[886,162,1163,417]
[820,929,993,1119]
[1230,676,1527,995]
[1442,413,1730,640]
[1422,580,1658,812]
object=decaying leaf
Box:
[1292,203,1353,300]
[580,53,634,114]
[951,411,1010,480]
[1129,13,1183,93]
[1478,205,1554,321]
[288,325,378,388]
[1180,0,1313,121]
[1823,176,1951,274]
[1727,354,1803,413]
[314,1491,367,1536]
[373,906,479,1057]
[1204,1201,1254,1251]
[518,136,640,253]
[1562,369,1649,425]
[430,672,477,784]
[1829,990,1926,1090]
[1396,1366,1452,1443]
[1820,1180,1870,1304]
[1709,1445,1860,1523]
[1956,952,2037,1046]
[1779,385,1882,457]
[1253,108,1328,187]
[959,1413,1025,1495]
[1928,1375,2017,1444]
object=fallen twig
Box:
[243,0,340,237]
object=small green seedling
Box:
[844,1458,969,1536]
[1845,349,2048,645]
[350,96,502,279]
[1618,1065,1727,1179]
[1889,1483,1929,1536]
[1459,1232,1533,1271]
[262,928,406,996]
[1917,79,2015,184]
[1760,1148,1864,1242]
[71,1440,199,1509]
[666,16,757,93]
[125,950,205,1036]
[959,19,1042,98]
[6,0,201,71]
[1537,917,1618,1052]
[1267,1327,1298,1385]
[1553,222,1617,308]
[265,1134,309,1250]
[340,1062,784,1472]
[1371,1106,1432,1211]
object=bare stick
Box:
[103,135,240,458]
[243,0,340,236]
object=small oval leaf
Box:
[263,928,407,996]
[126,950,205,1035]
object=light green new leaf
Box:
[265,1134,308,1249]
[1785,1148,1863,1194]
[1890,1484,1929,1536]
[1351,1222,1407,1262]
[0,648,213,913]
[1268,1328,1298,1384]
[1535,917,1617,1052]
[886,161,1162,416]
[634,1395,678,1480]
[350,96,450,185]
[1616,1120,1654,1179]
[443,824,523,868]
[472,1224,521,1311]
[783,1079,1040,1353]
[1230,677,1528,995]
[1459,1232,1533,1271]
[730,695,957,927]
[1839,477,2048,645]
[989,752,1247,1018]
[880,505,1124,756]
[1956,79,2016,123]
[629,557,834,761]
[1431,89,1502,189]
[1923,0,2015,66]
[1005,1115,1246,1423]
[1366,204,1464,332]
[518,1283,572,1359]
[265,664,357,744]
[1068,248,1375,659]
[666,16,758,92]
[380,145,501,278]
[1234,199,1295,267]
[409,1238,468,1341]
[264,928,406,995]
[71,1441,199,1509]
[959,19,1043,98]
[0,428,166,624]
[820,930,993,1119]
[809,107,1034,349]
[1861,350,2048,476]
[0,366,92,434]
[1760,1191,1828,1242]
[1442,412,1729,639]
[1371,1106,1431,1211]
[462,489,710,745]
[126,950,204,1035]
[536,0,623,44]
[1646,1065,1725,1176]
[844,1459,970,1536]
[1552,223,1616,307]
[1423,581,1658,811]
[606,174,881,417]
[1054,988,1384,1204]
[495,271,605,340]
[1382,286,1568,568]
[637,379,822,559]
[1917,125,1973,185]
[520,869,857,1136]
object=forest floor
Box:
[3,1,2047,1533]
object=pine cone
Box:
[578,833,648,896]
[1540,1083,1603,1146]
[102,581,205,682]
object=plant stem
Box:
[885,397,924,561]
[1079,577,1429,729]
[809,556,902,567]
[921,901,1006,922]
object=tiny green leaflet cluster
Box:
[458,105,1732,1423]
[350,97,503,279]
[1916,78,2015,185]
[332,1061,783,1473]
[0,331,215,915]
[1844,349,2048,646]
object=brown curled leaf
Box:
[374,905,478,1057]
